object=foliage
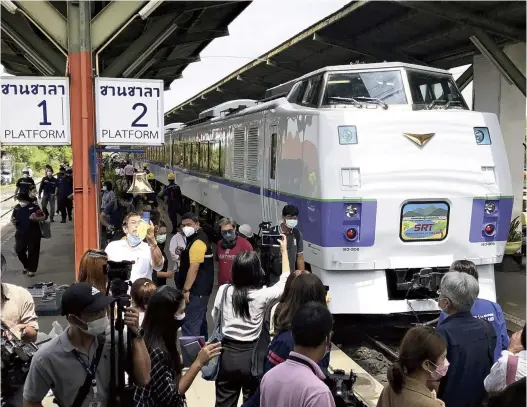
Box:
[508,216,522,242]
[3,146,72,173]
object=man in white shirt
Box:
[105,212,164,283]
[124,161,135,186]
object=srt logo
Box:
[414,224,434,231]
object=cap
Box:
[143,163,148,168]
[61,283,113,316]
[239,224,253,238]
[147,173,155,180]
[167,172,175,181]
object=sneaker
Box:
[28,272,35,277]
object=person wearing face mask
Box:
[216,217,254,286]
[377,326,448,407]
[268,205,305,286]
[104,212,164,284]
[176,212,215,339]
[260,302,335,407]
[100,193,133,244]
[151,221,174,287]
[57,168,74,223]
[435,271,497,407]
[38,168,58,222]
[169,223,186,278]
[164,172,182,234]
[100,180,115,212]
[134,286,222,407]
[23,282,151,407]
[14,169,35,200]
[11,192,45,277]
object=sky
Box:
[0,0,473,110]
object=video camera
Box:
[324,369,366,407]
[1,322,38,405]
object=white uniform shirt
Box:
[104,239,163,283]
[124,164,134,176]
[484,350,527,392]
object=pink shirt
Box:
[216,236,253,286]
[260,352,335,407]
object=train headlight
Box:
[345,204,358,217]
[345,228,358,241]
[474,127,491,145]
[484,201,496,215]
[483,223,496,236]
[338,126,358,145]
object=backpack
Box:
[251,298,279,380]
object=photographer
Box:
[268,205,305,286]
[260,302,335,407]
[23,282,151,407]
[1,283,38,343]
[105,212,164,284]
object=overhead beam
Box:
[102,14,179,77]
[399,1,526,43]
[1,12,65,74]
[455,65,473,92]
[152,55,200,70]
[312,33,376,60]
[266,59,303,76]
[236,75,274,89]
[90,0,144,50]
[0,53,31,66]
[471,28,526,97]
[16,0,68,50]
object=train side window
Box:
[300,75,323,107]
[164,144,170,164]
[288,80,308,104]
[191,143,199,170]
[199,142,209,172]
[184,143,191,167]
[270,132,277,180]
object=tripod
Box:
[257,221,273,286]
[107,278,133,407]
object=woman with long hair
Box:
[377,326,447,407]
[134,286,221,407]
[213,236,290,407]
[77,249,108,293]
[269,270,304,337]
[130,278,156,326]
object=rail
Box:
[0,182,41,219]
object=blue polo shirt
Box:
[436,311,497,407]
[438,298,509,362]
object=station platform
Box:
[0,204,383,407]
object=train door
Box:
[262,122,279,223]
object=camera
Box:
[105,260,133,282]
[324,369,366,407]
[1,323,38,405]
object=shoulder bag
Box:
[202,284,231,381]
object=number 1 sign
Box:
[1,77,71,146]
[95,77,164,146]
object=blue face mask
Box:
[126,234,142,247]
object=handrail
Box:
[0,181,41,219]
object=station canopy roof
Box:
[1,1,250,89]
[165,0,526,124]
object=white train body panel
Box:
[147,63,513,314]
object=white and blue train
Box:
[145,62,513,315]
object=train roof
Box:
[265,62,452,96]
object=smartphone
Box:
[323,285,329,292]
[261,234,282,247]
[142,211,150,224]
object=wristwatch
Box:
[131,327,144,340]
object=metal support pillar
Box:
[456,65,474,92]
[67,1,99,275]
[470,28,526,97]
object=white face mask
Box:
[77,316,109,336]
[285,219,298,229]
[182,226,195,237]
[46,172,52,177]
[102,186,107,191]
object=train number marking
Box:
[481,242,496,247]
[343,247,359,252]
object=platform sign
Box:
[0,77,71,145]
[95,77,164,146]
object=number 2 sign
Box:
[94,77,164,146]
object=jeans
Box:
[181,294,209,340]
[41,193,55,220]
[15,231,41,273]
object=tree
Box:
[4,146,31,164]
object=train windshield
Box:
[406,69,468,110]
[322,70,407,108]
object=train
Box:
[144,62,513,315]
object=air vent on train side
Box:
[199,99,256,119]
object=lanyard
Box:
[72,349,98,397]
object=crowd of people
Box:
[2,161,525,407]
